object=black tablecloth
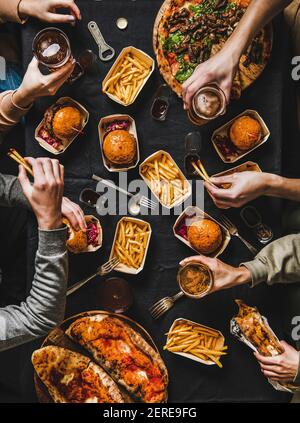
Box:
[20,0,298,403]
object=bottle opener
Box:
[88,21,115,62]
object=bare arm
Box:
[183,0,292,108]
[205,172,300,209]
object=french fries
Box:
[164,320,227,368]
[140,151,190,208]
[112,218,151,270]
[103,49,153,105]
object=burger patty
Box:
[44,103,71,138]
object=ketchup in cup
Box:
[188,84,227,126]
[33,28,72,70]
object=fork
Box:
[92,174,157,211]
[219,215,258,256]
[149,291,184,319]
[67,257,120,297]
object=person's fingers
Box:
[279,340,288,352]
[51,159,62,183]
[45,12,76,24]
[259,363,288,373]
[254,352,281,366]
[180,255,214,268]
[27,56,39,70]
[183,80,202,110]
[50,0,82,20]
[26,158,46,186]
[220,80,232,104]
[74,206,87,231]
[18,165,32,197]
[205,183,234,201]
[209,175,234,187]
[41,158,56,186]
[44,59,75,84]
[262,370,287,379]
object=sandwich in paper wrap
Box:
[230,300,299,393]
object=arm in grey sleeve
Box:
[0,172,30,209]
[0,227,68,352]
[242,234,300,287]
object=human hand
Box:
[18,0,81,24]
[18,157,64,231]
[179,255,251,294]
[182,48,238,110]
[61,197,87,232]
[255,341,300,383]
[14,57,75,107]
[205,172,273,209]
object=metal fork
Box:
[149,292,184,319]
[67,257,120,297]
[219,215,258,256]
[92,175,157,211]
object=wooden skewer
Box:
[71,126,84,136]
[7,149,34,177]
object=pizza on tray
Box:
[32,346,125,403]
[66,314,169,403]
[154,0,273,98]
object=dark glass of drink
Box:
[33,27,72,69]
[97,277,134,314]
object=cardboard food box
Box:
[212,110,270,164]
[166,318,225,366]
[102,46,155,106]
[109,217,152,275]
[173,206,231,258]
[98,114,140,172]
[35,97,89,155]
[139,150,192,209]
[212,161,262,178]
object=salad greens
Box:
[164,31,185,52]
[175,62,197,83]
[190,0,237,17]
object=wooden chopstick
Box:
[197,160,210,180]
[7,149,34,177]
[191,161,208,181]
[192,161,218,189]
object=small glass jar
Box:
[177,262,213,299]
[188,84,227,126]
[33,27,72,70]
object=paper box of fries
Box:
[98,114,140,172]
[109,217,152,275]
[173,206,231,258]
[212,110,270,164]
[35,97,89,155]
[139,150,192,209]
[102,46,155,106]
[164,318,227,368]
[230,300,299,393]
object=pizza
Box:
[154,0,273,98]
[65,314,169,403]
[32,346,125,403]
